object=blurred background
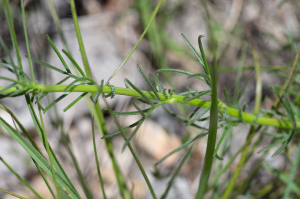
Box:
[0,0,300,198]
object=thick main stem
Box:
[1,84,299,129]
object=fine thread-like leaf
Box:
[125,78,154,106]
[102,120,142,139]
[181,34,205,71]
[0,187,26,199]
[182,90,211,103]
[106,0,163,84]
[25,90,78,196]
[91,80,104,104]
[0,157,43,199]
[122,103,164,151]
[64,92,88,112]
[257,135,289,153]
[4,0,22,70]
[137,65,160,100]
[157,68,210,85]
[0,118,78,198]
[213,125,229,160]
[64,77,96,92]
[187,105,211,126]
[263,164,300,197]
[162,106,209,130]
[262,131,288,138]
[91,116,107,199]
[149,73,164,92]
[46,35,71,73]
[104,84,116,98]
[102,97,157,199]
[37,96,61,199]
[224,89,233,107]
[282,141,300,199]
[178,90,211,96]
[156,133,207,165]
[132,99,145,117]
[187,73,211,86]
[30,57,70,76]
[44,93,70,113]
[160,147,193,199]
[33,160,57,199]
[103,108,152,116]
[62,49,85,77]
[272,128,296,157]
[0,38,19,79]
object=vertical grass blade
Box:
[196,54,218,199]
[0,118,79,199]
[91,116,107,199]
[21,0,35,82]
[0,157,43,199]
[4,0,22,70]
[69,0,91,77]
[37,97,61,199]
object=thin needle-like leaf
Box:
[102,119,142,139]
[64,77,96,92]
[0,187,26,199]
[91,116,107,199]
[44,93,70,113]
[224,89,232,107]
[162,106,208,130]
[125,78,154,106]
[137,65,160,100]
[182,90,211,103]
[64,92,88,112]
[213,125,229,160]
[91,80,104,104]
[0,157,43,199]
[160,147,193,199]
[156,133,207,166]
[0,118,79,199]
[62,49,85,77]
[132,99,145,117]
[46,35,71,73]
[187,105,211,126]
[30,57,70,76]
[181,34,205,70]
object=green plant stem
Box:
[196,56,218,198]
[1,84,300,129]
[69,0,92,78]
